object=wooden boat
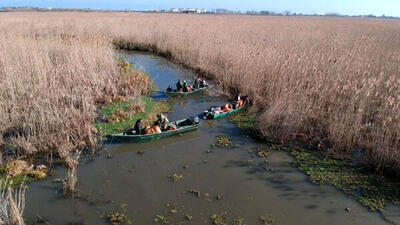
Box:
[108,118,199,143]
[166,86,207,97]
[203,103,246,120]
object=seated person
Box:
[144,126,153,135]
[193,77,199,89]
[157,113,169,131]
[176,79,183,91]
[166,85,173,92]
[182,80,188,92]
[221,103,233,112]
[152,121,162,134]
[200,79,207,88]
[134,119,142,135]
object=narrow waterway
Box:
[24,51,390,225]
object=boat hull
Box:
[166,87,207,96]
[108,119,199,143]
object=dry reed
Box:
[0,12,399,174]
[62,151,81,196]
[0,179,27,225]
[0,14,148,163]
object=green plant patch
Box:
[290,150,400,212]
[106,212,127,225]
[99,101,134,118]
[216,136,232,148]
[228,110,257,130]
[0,173,38,190]
[228,110,261,139]
[95,97,172,136]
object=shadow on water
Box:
[23,51,393,225]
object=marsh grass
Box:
[0,179,27,225]
[0,12,399,174]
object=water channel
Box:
[23,51,390,225]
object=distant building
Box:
[196,8,207,14]
[171,8,179,13]
[216,8,230,14]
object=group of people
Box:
[207,93,247,116]
[134,113,175,135]
[167,77,207,93]
[131,92,247,135]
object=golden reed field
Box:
[0,12,399,174]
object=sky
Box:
[1,0,400,17]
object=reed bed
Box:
[0,14,147,161]
[0,12,399,174]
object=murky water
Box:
[24,51,390,225]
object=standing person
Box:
[176,79,183,91]
[157,114,169,131]
[134,119,142,135]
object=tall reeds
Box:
[0,180,27,225]
[0,12,399,174]
[0,15,148,162]
[63,151,81,196]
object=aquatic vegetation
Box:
[260,215,274,225]
[25,170,47,180]
[106,212,127,225]
[216,136,232,148]
[0,160,48,187]
[255,147,273,158]
[210,212,229,225]
[185,215,192,220]
[188,189,201,197]
[168,173,183,183]
[291,150,400,212]
[233,217,246,225]
[153,214,170,224]
[228,111,259,138]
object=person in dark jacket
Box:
[176,79,183,91]
[134,119,142,135]
[183,80,188,92]
[167,85,173,92]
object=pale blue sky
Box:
[1,0,400,17]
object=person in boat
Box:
[176,79,183,92]
[134,119,142,135]
[200,79,207,88]
[234,93,247,109]
[167,85,173,92]
[193,77,200,89]
[183,80,189,92]
[152,121,162,134]
[157,113,169,131]
[236,93,242,102]
[221,103,233,112]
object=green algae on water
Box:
[216,135,232,148]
